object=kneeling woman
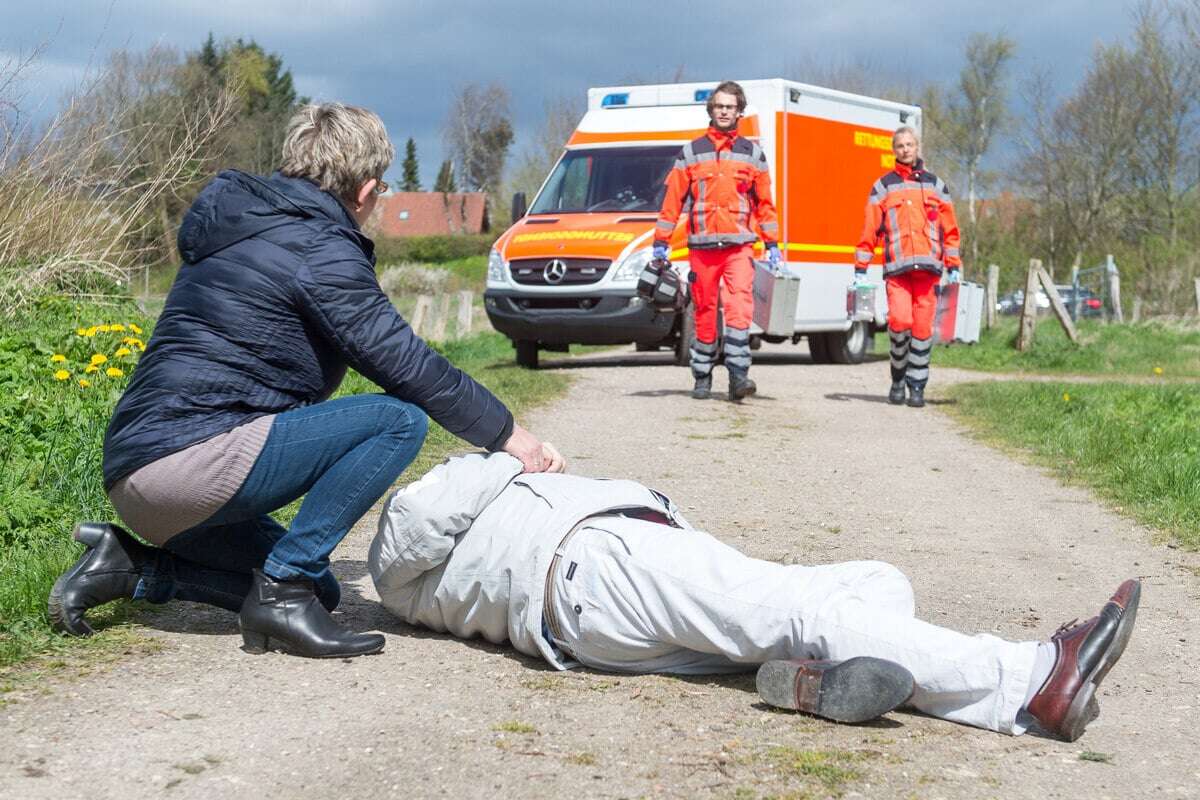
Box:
[50,103,551,658]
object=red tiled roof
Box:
[375,192,489,237]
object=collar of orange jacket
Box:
[706,125,738,151]
[893,158,926,179]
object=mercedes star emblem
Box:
[543,259,568,284]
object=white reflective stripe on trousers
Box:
[549,517,1039,734]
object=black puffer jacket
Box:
[102,170,513,488]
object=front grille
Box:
[510,258,610,286]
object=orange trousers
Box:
[688,244,754,343]
[885,271,940,340]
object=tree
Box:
[400,137,421,192]
[186,35,305,175]
[443,83,513,194]
[433,159,457,193]
[1023,44,1147,273]
[941,33,1016,271]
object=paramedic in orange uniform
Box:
[653,80,780,401]
[855,127,961,408]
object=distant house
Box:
[375,192,489,237]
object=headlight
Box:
[487,248,507,285]
[610,248,652,284]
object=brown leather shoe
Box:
[1027,579,1140,741]
[756,657,914,724]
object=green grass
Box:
[921,317,1200,377]
[947,380,1200,548]
[0,294,571,671]
[0,296,155,669]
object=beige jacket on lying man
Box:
[367,453,690,669]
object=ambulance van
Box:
[484,78,921,368]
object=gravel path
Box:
[3,344,1198,799]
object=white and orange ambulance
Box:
[484,78,921,368]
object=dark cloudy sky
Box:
[5,0,1132,187]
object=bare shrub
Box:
[0,46,237,314]
[378,263,450,298]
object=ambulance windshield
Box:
[529,146,678,214]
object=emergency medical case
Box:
[932,281,984,344]
[847,283,877,321]
[752,260,802,336]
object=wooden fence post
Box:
[1107,254,1123,323]
[1016,258,1040,352]
[410,295,433,337]
[429,294,452,341]
[457,290,474,338]
[1194,277,1200,315]
[986,264,999,330]
[1132,296,1143,323]
[1036,265,1079,344]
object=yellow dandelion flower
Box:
[90,353,108,366]
[135,341,146,351]
[110,323,126,332]
[83,327,98,337]
[50,354,66,363]
[114,347,132,358]
[97,324,111,333]
[105,366,124,378]
[76,327,88,336]
[1153,366,1164,375]
[84,365,99,374]
[129,323,143,335]
[54,369,70,381]
[122,336,137,346]
[78,379,91,388]
[1062,392,1071,402]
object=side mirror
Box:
[511,192,527,221]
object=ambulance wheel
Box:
[515,340,539,369]
[674,310,694,367]
[635,341,658,352]
[828,321,870,365]
[808,332,832,364]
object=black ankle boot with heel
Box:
[49,522,152,637]
[238,569,384,658]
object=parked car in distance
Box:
[997,288,1049,315]
[1057,286,1104,318]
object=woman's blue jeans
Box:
[137,395,428,612]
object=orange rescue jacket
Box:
[856,160,961,276]
[654,127,779,250]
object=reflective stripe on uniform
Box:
[906,336,932,387]
[690,337,718,378]
[687,232,759,247]
[723,326,752,371]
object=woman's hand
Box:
[541,442,566,474]
[502,424,547,472]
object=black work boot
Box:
[888,381,906,405]
[49,522,152,637]
[238,569,384,658]
[728,370,757,401]
[906,384,926,408]
[691,374,712,400]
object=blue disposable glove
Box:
[945,268,961,285]
[652,243,669,261]
[766,243,782,269]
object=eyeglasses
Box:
[711,103,739,112]
[373,179,389,195]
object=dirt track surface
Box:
[3,345,1199,799]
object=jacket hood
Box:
[177,170,365,264]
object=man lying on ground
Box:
[367,451,1139,741]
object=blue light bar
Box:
[694,89,713,102]
[602,93,629,107]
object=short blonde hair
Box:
[892,126,920,147]
[280,103,394,201]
